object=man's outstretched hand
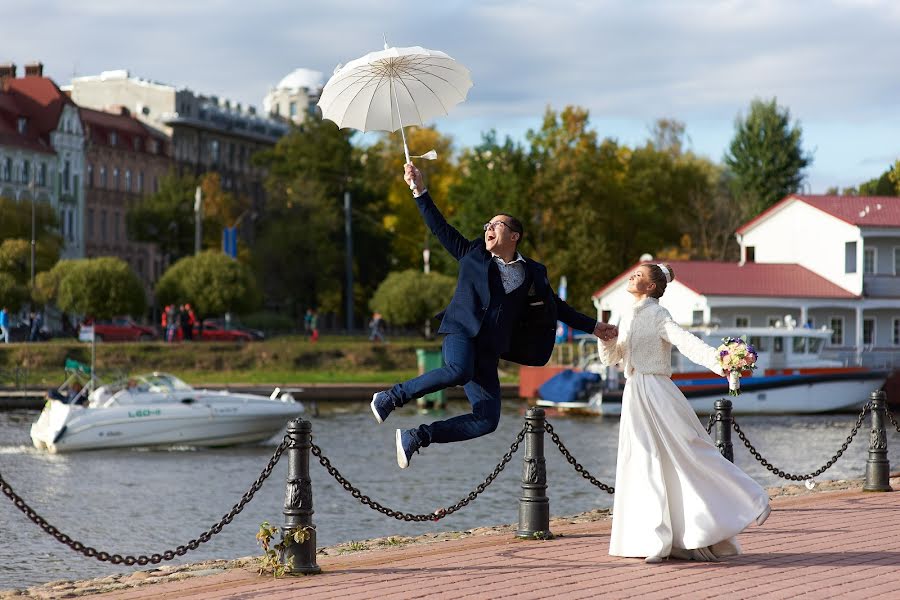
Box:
[593,322,618,341]
[404,163,425,194]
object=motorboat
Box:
[30,373,305,453]
[535,327,889,416]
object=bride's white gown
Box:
[598,298,769,559]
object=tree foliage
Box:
[56,257,146,320]
[253,117,390,323]
[126,171,198,261]
[369,269,456,332]
[0,272,29,312]
[155,251,260,318]
[724,97,812,218]
[32,259,76,306]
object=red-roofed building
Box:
[593,194,900,364]
[0,62,86,258]
[81,105,172,291]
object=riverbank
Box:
[3,474,896,599]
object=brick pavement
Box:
[89,485,899,600]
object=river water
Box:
[1,401,897,590]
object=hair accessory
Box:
[657,264,672,283]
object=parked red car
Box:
[81,317,157,342]
[172,319,253,342]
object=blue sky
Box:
[7,0,899,192]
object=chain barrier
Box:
[544,421,615,494]
[310,425,528,522]
[0,436,290,565]
[731,402,872,481]
[706,412,715,434]
[885,404,900,433]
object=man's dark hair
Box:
[498,213,524,236]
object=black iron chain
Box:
[706,412,716,434]
[544,421,615,494]
[310,425,527,522]
[885,404,900,433]
[731,403,871,481]
[0,436,290,565]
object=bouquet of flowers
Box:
[716,337,758,396]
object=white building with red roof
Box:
[593,194,900,362]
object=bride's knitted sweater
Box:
[598,297,724,379]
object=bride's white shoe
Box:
[756,505,772,526]
[644,555,665,564]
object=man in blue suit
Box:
[372,164,618,469]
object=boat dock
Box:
[0,383,520,410]
[45,478,900,600]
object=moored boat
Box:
[535,327,889,416]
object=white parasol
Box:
[317,43,473,166]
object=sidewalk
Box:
[79,480,899,600]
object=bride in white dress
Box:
[598,263,770,564]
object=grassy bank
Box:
[0,335,522,387]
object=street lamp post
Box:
[344,190,354,332]
[29,173,36,290]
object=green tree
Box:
[126,171,198,261]
[857,163,900,196]
[448,131,535,255]
[724,98,812,218]
[155,251,260,319]
[0,272,29,313]
[0,197,62,288]
[369,269,456,336]
[0,238,59,286]
[32,260,76,306]
[57,258,146,320]
[253,117,391,325]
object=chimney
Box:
[24,61,43,77]
[0,62,16,84]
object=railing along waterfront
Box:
[0,391,894,576]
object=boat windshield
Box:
[143,373,193,392]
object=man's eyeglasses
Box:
[483,221,515,232]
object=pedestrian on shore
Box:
[598,263,770,564]
[309,309,319,343]
[370,163,617,469]
[304,308,313,338]
[165,304,178,342]
[29,309,43,342]
[369,312,386,343]
[0,306,9,343]
[180,304,193,341]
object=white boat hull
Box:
[31,392,305,453]
[538,374,886,417]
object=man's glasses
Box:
[483,221,515,232]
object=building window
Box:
[893,318,900,346]
[114,211,120,241]
[63,160,71,192]
[863,247,876,275]
[735,316,750,328]
[125,170,132,192]
[1,157,9,181]
[100,210,107,242]
[210,140,220,163]
[87,164,93,188]
[845,241,857,273]
[68,210,74,242]
[87,208,94,239]
[289,101,297,117]
[133,137,142,152]
[691,310,704,326]
[863,318,875,346]
[745,246,755,263]
[830,317,844,345]
[23,160,30,184]
[18,117,27,134]
[110,131,118,146]
[149,139,158,154]
[137,171,144,193]
[39,162,47,186]
[895,247,900,276]
[113,168,120,190]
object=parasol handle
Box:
[390,78,417,192]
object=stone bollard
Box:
[282,418,321,574]
[713,399,734,463]
[516,407,551,539]
[863,390,892,492]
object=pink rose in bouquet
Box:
[716,337,758,396]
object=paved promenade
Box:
[71,480,899,600]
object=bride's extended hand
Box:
[594,322,618,341]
